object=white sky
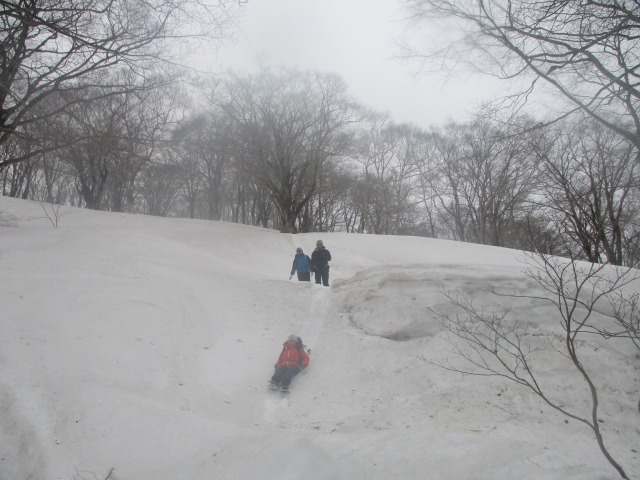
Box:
[204,0,508,128]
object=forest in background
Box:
[1,1,639,267]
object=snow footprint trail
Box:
[304,285,332,348]
[263,393,290,424]
[261,285,331,426]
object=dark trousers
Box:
[271,365,301,387]
[297,271,311,282]
[315,269,329,286]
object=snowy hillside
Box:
[1,197,638,480]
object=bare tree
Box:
[308,165,358,232]
[606,290,640,351]
[216,68,360,233]
[1,94,75,202]
[353,114,395,233]
[172,111,235,221]
[500,209,567,256]
[414,130,440,238]
[532,118,639,265]
[52,72,176,211]
[136,161,182,217]
[355,119,427,234]
[428,252,639,479]
[403,0,640,150]
[0,0,241,168]
[422,118,539,245]
[424,124,470,241]
[458,118,539,245]
[39,200,62,227]
[0,136,37,198]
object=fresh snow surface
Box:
[1,196,639,480]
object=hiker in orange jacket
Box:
[269,335,309,393]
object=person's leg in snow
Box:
[298,271,311,282]
[315,268,329,286]
[270,365,287,387]
[280,366,301,390]
[270,365,301,391]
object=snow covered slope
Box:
[1,197,638,480]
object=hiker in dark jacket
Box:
[289,247,312,281]
[311,239,331,286]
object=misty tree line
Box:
[2,66,639,266]
[1,0,639,267]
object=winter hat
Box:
[296,247,303,253]
[287,334,297,342]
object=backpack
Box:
[296,336,311,355]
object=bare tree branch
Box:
[0,0,242,167]
[403,0,640,150]
[427,250,637,479]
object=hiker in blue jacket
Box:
[289,247,312,282]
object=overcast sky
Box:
[204,0,507,129]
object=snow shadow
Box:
[335,264,539,342]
